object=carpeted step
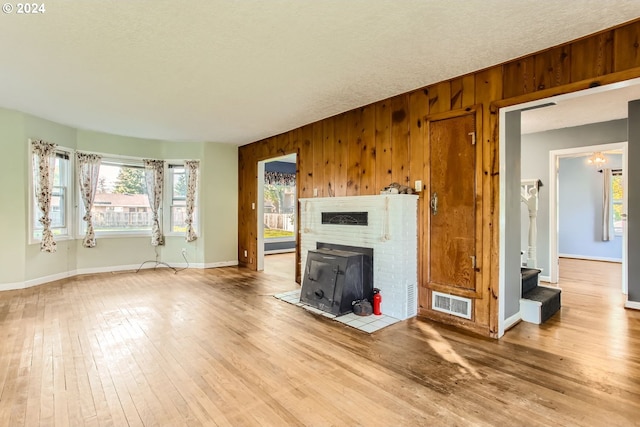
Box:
[521,268,541,296]
[523,286,561,323]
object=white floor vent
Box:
[432,291,472,319]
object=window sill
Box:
[92,232,152,239]
[28,235,74,245]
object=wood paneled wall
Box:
[238,19,640,337]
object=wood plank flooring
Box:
[0,258,638,426]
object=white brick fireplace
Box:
[299,194,418,320]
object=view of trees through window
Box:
[263,183,296,239]
[90,164,152,233]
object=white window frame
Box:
[28,142,74,245]
[164,161,199,237]
[80,156,154,238]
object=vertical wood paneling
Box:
[375,100,392,191]
[475,66,502,331]
[614,24,640,71]
[502,57,535,99]
[462,74,476,108]
[390,95,410,186]
[427,81,451,115]
[570,32,613,81]
[333,113,348,197]
[359,105,376,194]
[322,119,336,197]
[298,125,314,199]
[534,46,571,91]
[312,122,324,197]
[346,109,363,196]
[408,89,429,292]
[450,78,463,111]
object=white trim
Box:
[264,248,296,255]
[498,111,507,338]
[504,312,522,331]
[257,161,265,271]
[558,254,622,263]
[0,260,239,292]
[624,300,640,310]
[539,275,551,283]
[0,281,27,292]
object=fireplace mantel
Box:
[299,194,418,320]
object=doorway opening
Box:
[257,153,297,282]
[498,78,640,337]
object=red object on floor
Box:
[373,288,382,315]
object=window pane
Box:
[90,164,152,233]
[172,167,186,200]
[171,205,187,232]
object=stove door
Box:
[301,256,339,312]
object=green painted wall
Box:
[0,109,26,285]
[0,109,238,289]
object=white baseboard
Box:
[0,281,27,292]
[539,275,551,283]
[0,260,240,292]
[504,312,522,331]
[624,300,640,310]
[559,254,622,263]
[264,249,296,255]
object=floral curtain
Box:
[76,152,102,247]
[184,160,200,242]
[265,171,296,186]
[31,140,58,253]
[144,159,165,246]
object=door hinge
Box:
[468,132,476,145]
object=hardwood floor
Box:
[0,258,638,426]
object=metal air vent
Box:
[432,291,472,319]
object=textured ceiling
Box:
[1,1,639,145]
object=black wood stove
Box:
[300,243,373,315]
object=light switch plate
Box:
[415,180,423,192]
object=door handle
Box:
[430,192,438,215]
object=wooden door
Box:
[427,113,478,292]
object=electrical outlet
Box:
[244,250,248,258]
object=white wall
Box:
[558,154,623,261]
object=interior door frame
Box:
[548,142,628,292]
[256,153,298,273]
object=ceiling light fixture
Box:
[587,151,607,166]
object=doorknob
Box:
[430,192,438,215]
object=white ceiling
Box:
[521,80,640,134]
[1,1,639,145]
